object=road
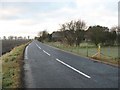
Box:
[24,40,119,88]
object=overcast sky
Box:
[0,0,118,38]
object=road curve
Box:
[23,40,119,88]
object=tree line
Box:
[2,36,30,40]
[36,19,119,47]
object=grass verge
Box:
[1,43,28,88]
[45,42,119,67]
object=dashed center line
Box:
[56,58,91,79]
[43,50,51,56]
[35,43,91,79]
[35,43,51,56]
[35,43,41,49]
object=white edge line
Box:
[35,43,41,49]
[56,58,91,79]
[43,50,51,56]
[25,46,28,59]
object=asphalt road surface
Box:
[24,40,119,88]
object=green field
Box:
[46,42,119,65]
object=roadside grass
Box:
[1,43,27,88]
[45,42,119,66]
[0,60,2,89]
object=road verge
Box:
[1,43,29,88]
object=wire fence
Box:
[47,42,119,61]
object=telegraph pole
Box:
[86,39,88,57]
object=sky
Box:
[0,0,119,39]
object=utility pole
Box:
[98,44,101,59]
[86,39,88,57]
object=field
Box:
[0,40,2,56]
[2,40,30,55]
[46,42,119,65]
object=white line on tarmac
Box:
[43,50,51,56]
[35,43,41,49]
[56,58,91,79]
[25,46,29,59]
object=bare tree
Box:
[14,36,17,40]
[28,36,30,40]
[60,21,75,46]
[8,36,14,40]
[3,36,7,40]
[110,26,118,32]
[74,20,86,46]
[38,30,48,42]
[59,20,86,46]
[18,36,23,40]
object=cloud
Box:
[0,19,38,38]
[0,0,118,38]
[73,0,118,27]
[16,19,39,25]
[36,7,77,22]
[0,7,25,20]
[36,0,118,27]
[0,0,73,2]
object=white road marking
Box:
[24,63,36,87]
[43,50,51,56]
[25,46,29,59]
[35,43,41,49]
[56,58,91,79]
[35,43,50,56]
